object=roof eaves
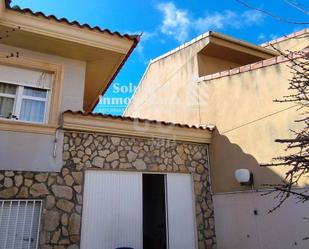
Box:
[4,0,139,42]
[64,110,212,131]
[149,30,278,66]
[210,32,278,56]
[89,35,140,112]
[150,31,211,64]
[3,1,141,113]
[196,48,308,83]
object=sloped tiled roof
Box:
[64,110,213,131]
[4,0,139,42]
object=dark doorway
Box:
[143,174,167,249]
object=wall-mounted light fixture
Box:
[234,169,254,186]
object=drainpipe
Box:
[206,145,213,195]
[53,128,60,158]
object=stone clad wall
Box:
[0,131,216,249]
[0,170,82,249]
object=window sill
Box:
[0,119,58,135]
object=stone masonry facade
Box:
[0,131,216,249]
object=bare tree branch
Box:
[234,0,309,24]
[284,0,309,14]
[263,47,309,212]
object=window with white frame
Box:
[0,64,53,124]
[0,200,42,249]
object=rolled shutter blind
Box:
[0,64,53,89]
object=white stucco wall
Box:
[0,44,86,172]
[213,190,309,249]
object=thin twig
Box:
[284,0,309,14]
[234,0,309,24]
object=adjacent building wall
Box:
[262,30,309,52]
[126,37,210,124]
[0,44,86,172]
[126,33,309,192]
[125,32,309,249]
[127,59,302,192]
[198,61,305,192]
[197,54,241,77]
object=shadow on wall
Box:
[209,128,286,193]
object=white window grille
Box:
[0,200,42,249]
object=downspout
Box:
[53,114,65,158]
[206,143,213,195]
[53,128,60,158]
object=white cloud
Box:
[125,3,265,47]
[242,10,264,24]
[156,2,264,43]
[138,31,157,42]
[258,33,266,41]
[269,34,279,40]
[138,32,157,64]
[195,10,236,31]
[157,2,190,43]
[257,33,279,43]
[195,10,264,33]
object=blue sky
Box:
[12,0,309,115]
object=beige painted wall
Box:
[0,44,86,172]
[264,33,309,52]
[197,54,241,76]
[126,37,210,124]
[198,62,306,192]
[126,32,309,249]
[126,34,309,193]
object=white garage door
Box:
[166,173,197,249]
[81,171,143,249]
[81,171,197,249]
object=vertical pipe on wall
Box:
[206,145,213,195]
[53,129,60,158]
